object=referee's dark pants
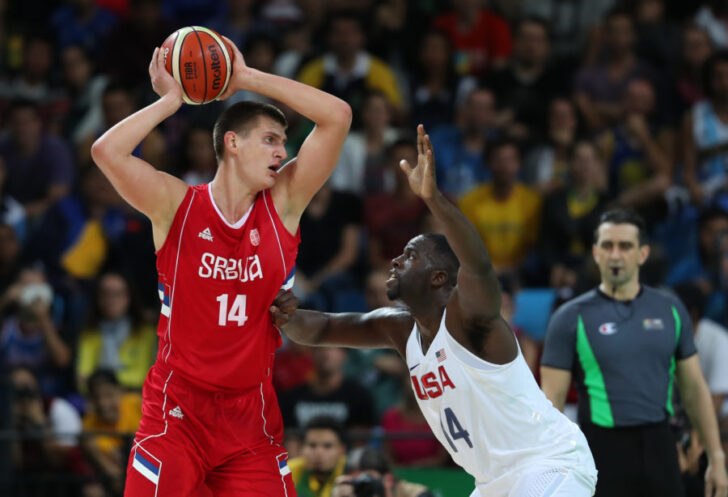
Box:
[582,420,684,497]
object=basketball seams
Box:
[190,27,209,105]
[194,27,232,99]
[172,27,194,105]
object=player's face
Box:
[386,236,430,302]
[235,117,287,190]
[593,223,649,288]
[302,429,344,474]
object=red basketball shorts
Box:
[124,363,295,496]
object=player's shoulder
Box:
[642,285,683,308]
[365,306,414,328]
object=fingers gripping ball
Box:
[162,26,233,105]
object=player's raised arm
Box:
[400,125,502,324]
[219,38,352,225]
[90,48,188,248]
[270,291,412,354]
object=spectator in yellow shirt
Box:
[459,138,541,272]
[81,369,142,495]
[289,416,348,497]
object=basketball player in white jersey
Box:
[271,125,598,497]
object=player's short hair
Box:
[421,233,460,289]
[594,209,647,246]
[87,369,120,396]
[212,101,287,161]
[302,416,347,447]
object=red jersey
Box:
[155,184,299,391]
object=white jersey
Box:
[406,312,597,496]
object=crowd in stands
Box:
[1,0,728,495]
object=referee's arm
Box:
[540,304,578,412]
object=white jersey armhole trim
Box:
[208,184,254,229]
[440,312,520,372]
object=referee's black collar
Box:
[596,285,644,305]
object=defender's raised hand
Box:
[400,124,438,200]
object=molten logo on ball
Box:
[209,45,222,91]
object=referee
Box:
[541,209,728,497]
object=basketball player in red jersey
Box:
[91,38,351,496]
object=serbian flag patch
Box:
[279,459,291,476]
[133,450,161,485]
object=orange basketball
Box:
[161,26,233,105]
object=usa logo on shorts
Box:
[250,228,260,246]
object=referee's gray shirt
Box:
[542,285,697,428]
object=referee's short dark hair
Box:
[594,209,647,245]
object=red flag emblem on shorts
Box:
[250,229,260,246]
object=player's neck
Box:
[412,306,445,348]
[209,172,257,224]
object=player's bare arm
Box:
[219,38,352,231]
[401,125,518,363]
[270,291,413,356]
[91,47,188,249]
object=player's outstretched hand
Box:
[400,124,438,200]
[705,456,728,497]
[149,47,183,104]
[217,35,251,101]
[270,290,299,328]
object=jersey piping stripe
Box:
[666,306,681,416]
[576,314,614,427]
[276,452,290,497]
[261,190,287,276]
[259,382,275,445]
[164,190,196,363]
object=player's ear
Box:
[638,244,650,265]
[224,130,238,154]
[431,270,448,288]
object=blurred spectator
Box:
[682,50,728,204]
[695,0,728,50]
[596,78,673,209]
[0,33,65,118]
[206,0,274,50]
[279,346,376,430]
[28,167,124,285]
[0,268,72,396]
[574,8,661,133]
[78,81,167,170]
[294,182,363,311]
[59,44,108,146]
[81,369,141,496]
[274,21,316,80]
[365,139,427,269]
[522,97,580,193]
[429,87,497,198]
[667,205,728,325]
[521,0,615,61]
[633,0,682,74]
[379,373,447,467]
[338,446,435,497]
[103,0,175,92]
[223,32,279,107]
[0,158,26,243]
[162,0,224,26]
[432,0,512,76]
[673,282,728,417]
[178,125,217,186]
[486,16,565,143]
[0,223,21,295]
[458,138,541,273]
[9,366,83,495]
[332,91,400,196]
[288,415,348,497]
[539,141,608,290]
[0,99,74,221]
[75,272,156,393]
[297,10,403,119]
[50,0,117,58]
[677,24,714,110]
[407,29,461,132]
